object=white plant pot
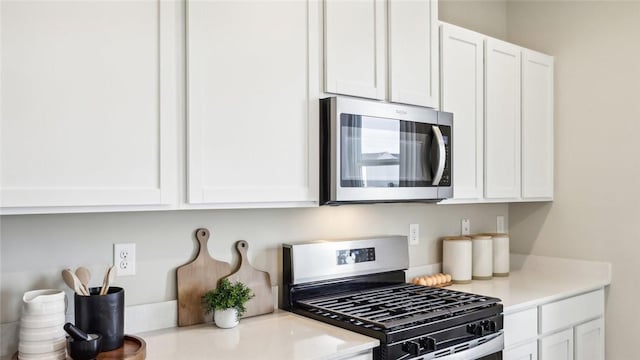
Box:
[214,308,239,329]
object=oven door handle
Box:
[431,125,446,186]
[436,332,504,360]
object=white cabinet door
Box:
[484,38,522,200]
[389,0,438,108]
[1,1,177,212]
[522,49,554,200]
[324,0,386,100]
[539,329,574,360]
[187,0,319,205]
[440,23,484,200]
[504,341,538,360]
[574,318,604,360]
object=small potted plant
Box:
[203,279,254,328]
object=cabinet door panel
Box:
[389,0,438,107]
[522,49,554,200]
[1,1,177,210]
[324,0,386,99]
[574,318,604,360]
[484,38,521,199]
[440,23,484,200]
[504,341,538,360]
[187,0,318,204]
[539,329,574,360]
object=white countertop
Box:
[133,254,610,360]
[137,311,379,360]
[448,254,612,314]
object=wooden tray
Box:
[98,335,145,360]
[12,335,146,360]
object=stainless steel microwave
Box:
[320,96,453,205]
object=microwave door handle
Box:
[431,125,446,185]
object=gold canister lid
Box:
[441,236,471,241]
[480,233,509,238]
[470,234,492,240]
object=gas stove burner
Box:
[296,284,500,330]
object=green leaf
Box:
[202,278,255,317]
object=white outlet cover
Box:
[409,224,419,245]
[113,243,136,276]
[461,219,470,235]
[497,216,505,233]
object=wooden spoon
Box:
[61,269,89,296]
[99,265,116,296]
[75,267,91,295]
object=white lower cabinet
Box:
[503,289,605,360]
[539,329,574,360]
[574,318,605,360]
[504,341,538,360]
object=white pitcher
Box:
[19,289,67,360]
[22,289,66,316]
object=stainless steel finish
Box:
[325,96,451,203]
[425,332,504,360]
[431,125,445,185]
[284,236,409,285]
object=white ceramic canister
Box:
[442,236,472,284]
[471,235,493,280]
[489,233,510,276]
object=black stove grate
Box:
[296,284,500,329]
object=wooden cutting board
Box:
[223,240,274,318]
[176,228,231,327]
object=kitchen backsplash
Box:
[0,203,507,326]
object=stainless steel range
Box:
[282,236,504,360]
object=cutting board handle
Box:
[195,228,211,260]
[236,240,249,261]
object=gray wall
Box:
[440,0,507,40]
[506,1,640,358]
[0,204,507,324]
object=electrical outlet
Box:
[497,216,505,233]
[461,219,471,235]
[409,224,419,245]
[113,243,136,276]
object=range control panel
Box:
[337,247,376,265]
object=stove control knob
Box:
[482,320,497,332]
[467,323,484,336]
[402,341,420,357]
[419,337,436,352]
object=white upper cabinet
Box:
[186,0,319,205]
[440,23,484,200]
[484,38,522,200]
[324,0,386,100]
[389,0,439,108]
[522,49,554,200]
[0,1,178,213]
[324,0,438,108]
